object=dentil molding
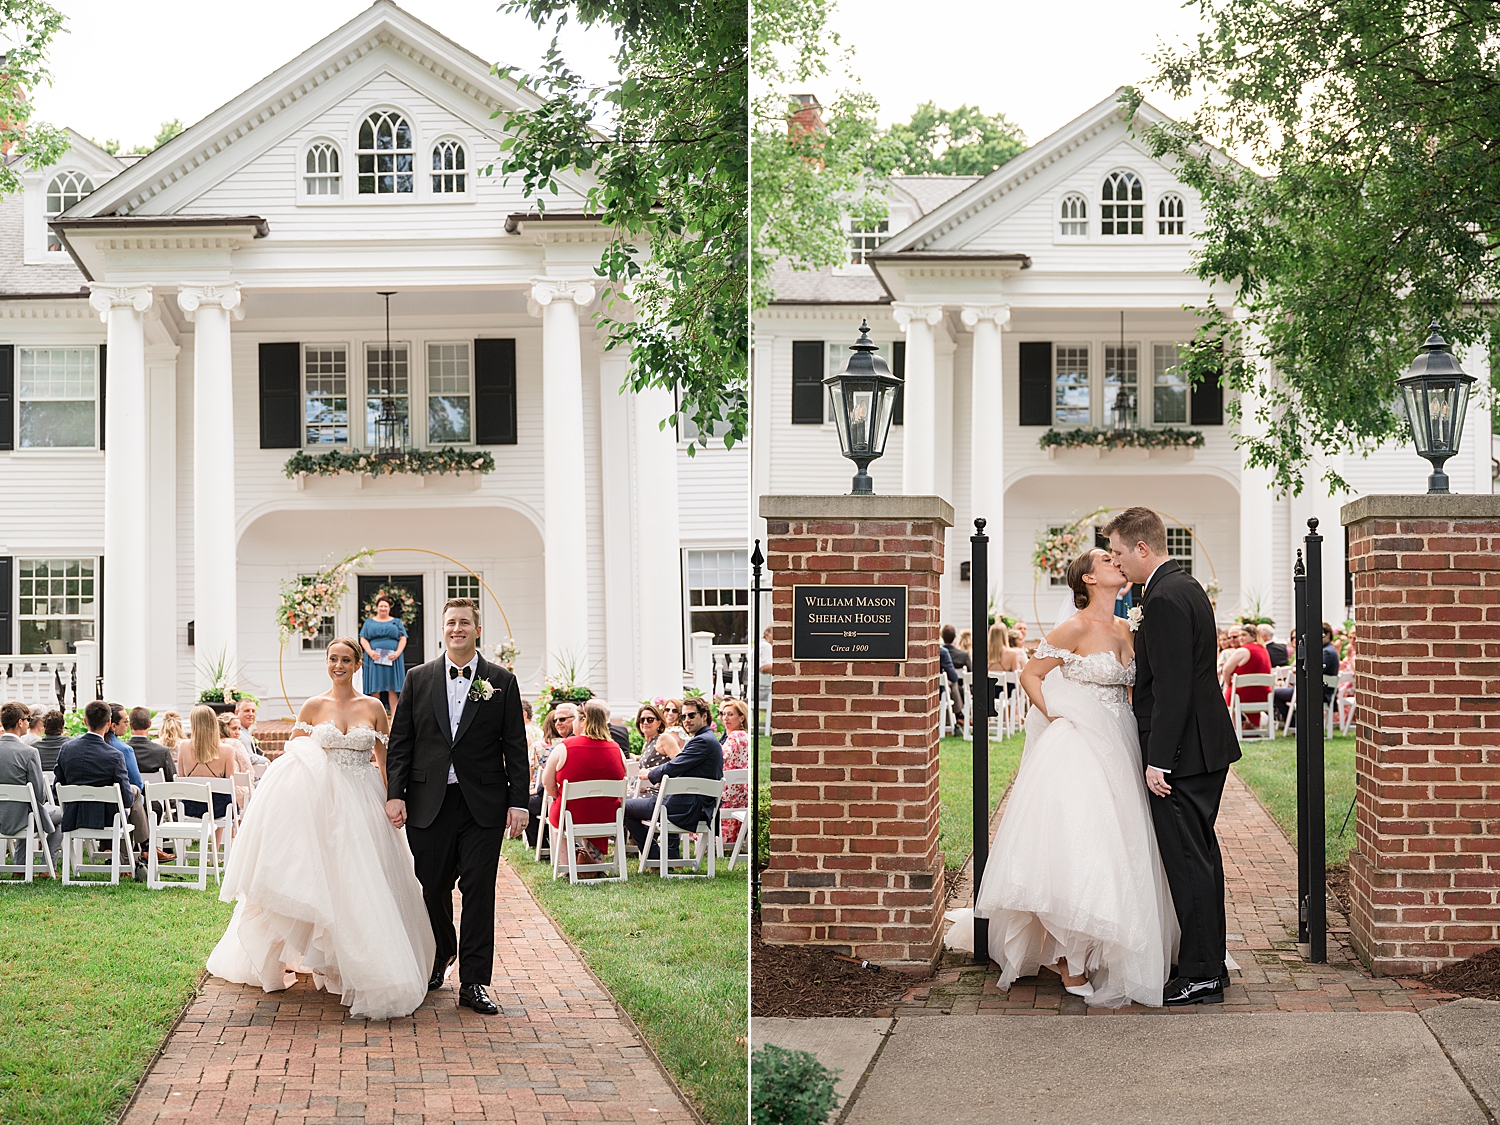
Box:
[87,284,153,323]
[177,284,246,322]
[890,303,944,330]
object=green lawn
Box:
[1232,733,1358,865]
[938,733,1026,871]
[502,840,747,1125]
[0,880,234,1125]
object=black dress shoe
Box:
[428,955,455,991]
[457,983,498,1015]
[1163,974,1224,1006]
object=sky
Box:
[25,1,622,150]
[821,0,1210,142]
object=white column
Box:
[634,382,685,692]
[178,284,243,690]
[88,284,153,705]
[598,351,636,700]
[893,303,943,495]
[531,279,595,677]
[962,305,1010,615]
[1236,313,1276,617]
[145,351,179,706]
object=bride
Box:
[205,636,435,1020]
[947,548,1178,1007]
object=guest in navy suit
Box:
[623,696,723,859]
[54,700,143,878]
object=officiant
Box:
[360,593,409,715]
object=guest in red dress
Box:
[1221,624,1272,728]
[542,699,626,855]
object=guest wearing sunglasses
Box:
[623,697,722,861]
[633,703,680,799]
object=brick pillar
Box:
[757,495,953,968]
[1342,494,1500,976]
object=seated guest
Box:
[233,698,271,771]
[31,709,68,772]
[1260,624,1289,668]
[661,699,684,738]
[607,710,634,760]
[158,710,185,759]
[217,712,253,807]
[56,700,145,880]
[542,699,626,866]
[1222,625,1273,728]
[1273,629,1297,725]
[940,624,967,723]
[127,706,176,781]
[526,703,576,847]
[633,703,679,799]
[1321,622,1341,702]
[623,696,724,861]
[177,704,238,835]
[522,699,543,773]
[0,701,61,869]
[22,706,43,745]
[718,699,750,849]
[106,702,146,797]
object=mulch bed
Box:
[1421,948,1500,1002]
[751,915,914,1018]
[1325,863,1351,919]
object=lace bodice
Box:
[1035,641,1135,709]
[292,720,387,773]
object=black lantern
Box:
[825,319,903,494]
[1112,381,1136,431]
[1397,320,1475,494]
[372,393,405,458]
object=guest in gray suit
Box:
[0,701,61,868]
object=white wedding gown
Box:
[205,721,436,1020]
[946,642,1179,1007]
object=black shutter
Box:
[791,340,824,424]
[97,343,106,450]
[0,556,11,654]
[0,345,12,452]
[1018,341,1052,426]
[474,338,518,445]
[1191,365,1224,426]
[892,341,905,426]
[258,342,302,449]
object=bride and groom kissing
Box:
[204,597,530,1021]
[951,506,1239,1008]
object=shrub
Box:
[751,1044,839,1125]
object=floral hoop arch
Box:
[361,584,419,628]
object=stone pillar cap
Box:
[1341,493,1500,524]
[759,494,954,526]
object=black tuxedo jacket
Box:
[386,654,529,830]
[1132,560,1240,777]
[129,736,177,781]
[646,727,724,830]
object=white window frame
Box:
[681,546,750,654]
[430,136,468,195]
[848,218,889,265]
[1165,525,1195,577]
[299,138,344,202]
[363,340,414,450]
[1150,342,1190,427]
[14,345,101,452]
[1052,342,1092,428]
[424,340,476,448]
[1057,192,1088,239]
[446,572,481,606]
[16,555,98,655]
[353,106,418,198]
[44,171,94,251]
[302,342,353,449]
[1158,192,1186,237]
[1100,169,1146,238]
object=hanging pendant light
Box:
[372,291,405,458]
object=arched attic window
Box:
[1101,170,1143,235]
[1158,192,1185,235]
[1059,192,1087,237]
[304,141,341,196]
[45,171,94,250]
[432,139,466,193]
[357,110,414,195]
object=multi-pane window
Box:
[849,220,889,265]
[18,558,95,654]
[1158,192,1185,235]
[1054,346,1090,425]
[447,573,480,604]
[365,344,410,449]
[1059,193,1087,237]
[1166,527,1194,576]
[304,346,349,445]
[431,140,466,193]
[1101,170,1144,235]
[45,172,93,250]
[304,142,341,195]
[1153,344,1188,424]
[426,343,472,444]
[357,110,414,194]
[17,347,97,448]
[1104,344,1138,428]
[685,549,749,645]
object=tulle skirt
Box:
[205,735,436,1020]
[946,670,1179,1008]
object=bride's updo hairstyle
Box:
[1066,550,1101,610]
[327,636,361,661]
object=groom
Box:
[386,598,529,1015]
[1106,507,1240,1006]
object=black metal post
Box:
[1305,518,1327,963]
[970,519,990,964]
[750,540,765,910]
[1294,550,1309,945]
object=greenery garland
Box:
[282,447,497,479]
[1038,427,1205,451]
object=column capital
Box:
[959,304,1011,330]
[891,302,944,330]
[528,278,595,316]
[177,283,244,322]
[87,284,153,323]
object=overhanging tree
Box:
[0,0,67,198]
[886,102,1026,176]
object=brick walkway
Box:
[894,769,1459,1016]
[122,860,695,1124]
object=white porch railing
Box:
[0,655,84,711]
[686,633,752,700]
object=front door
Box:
[358,574,425,668]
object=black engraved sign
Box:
[792,585,908,661]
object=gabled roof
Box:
[64,0,569,220]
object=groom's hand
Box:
[386,799,407,829]
[505,807,528,839]
[1145,767,1172,798]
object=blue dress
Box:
[360,617,407,693]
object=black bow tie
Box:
[449,665,471,679]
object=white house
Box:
[0,0,749,714]
[752,90,1494,637]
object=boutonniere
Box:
[1127,606,1144,633]
[467,678,496,702]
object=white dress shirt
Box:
[443,651,477,784]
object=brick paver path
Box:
[896,769,1458,1016]
[122,859,695,1124]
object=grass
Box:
[0,879,235,1125]
[502,839,747,1125]
[1232,733,1358,866]
[938,733,1027,871]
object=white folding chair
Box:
[551,778,628,884]
[42,770,57,803]
[533,789,553,862]
[0,783,55,881]
[198,777,238,870]
[624,758,641,798]
[638,775,724,879]
[232,772,253,820]
[715,767,750,869]
[960,669,973,740]
[1334,670,1355,734]
[56,784,133,885]
[1231,674,1276,740]
[146,781,218,890]
[939,681,955,737]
